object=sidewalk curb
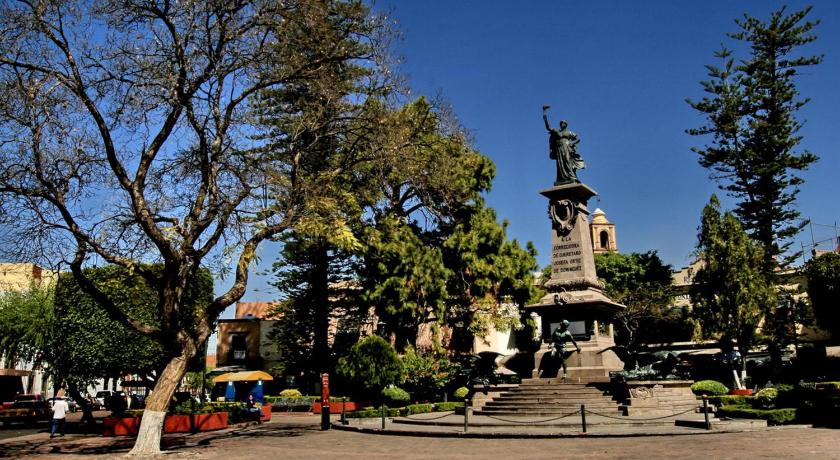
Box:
[331,422,813,439]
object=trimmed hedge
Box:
[345,401,464,418]
[347,407,401,418]
[382,387,410,407]
[691,380,729,396]
[405,403,434,415]
[707,395,750,407]
[434,401,464,412]
[279,389,303,398]
[717,405,798,425]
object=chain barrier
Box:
[584,406,699,422]
[481,410,581,424]
[401,410,457,421]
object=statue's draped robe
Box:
[548,128,585,184]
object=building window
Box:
[599,230,610,249]
[231,333,247,362]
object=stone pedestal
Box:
[615,380,699,416]
[525,182,625,381]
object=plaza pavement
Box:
[1,414,838,459]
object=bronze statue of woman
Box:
[550,320,581,382]
[543,105,585,185]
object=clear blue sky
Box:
[229,1,840,308]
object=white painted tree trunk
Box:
[127,410,166,456]
[127,345,192,456]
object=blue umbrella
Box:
[224,381,236,402]
[250,380,264,403]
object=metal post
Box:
[320,373,330,431]
[381,403,386,430]
[321,401,330,431]
[463,398,469,433]
[702,396,711,430]
[341,396,348,425]
[580,404,587,433]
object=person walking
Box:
[50,397,70,438]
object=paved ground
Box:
[0,409,100,441]
[2,415,838,459]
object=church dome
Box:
[591,208,610,225]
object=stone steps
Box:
[473,380,622,417]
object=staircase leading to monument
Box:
[473,378,622,417]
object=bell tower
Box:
[590,208,617,254]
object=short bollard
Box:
[464,398,470,433]
[341,397,348,425]
[702,396,711,430]
[321,401,330,431]
[381,404,386,430]
[580,404,587,433]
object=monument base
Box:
[531,339,623,382]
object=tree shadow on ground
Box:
[0,422,319,458]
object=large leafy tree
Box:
[269,97,535,359]
[49,266,212,421]
[803,252,840,338]
[441,206,538,352]
[687,6,821,272]
[595,251,692,362]
[0,1,390,453]
[0,284,53,372]
[690,196,776,380]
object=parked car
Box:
[94,390,113,409]
[0,395,51,426]
[48,396,78,413]
[95,390,127,410]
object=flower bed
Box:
[728,389,754,396]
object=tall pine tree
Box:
[687,6,821,272]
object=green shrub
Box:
[753,388,778,409]
[433,401,464,412]
[707,395,750,407]
[337,335,404,401]
[717,405,798,425]
[401,346,458,402]
[404,403,434,415]
[691,380,729,396]
[453,386,470,400]
[279,389,303,398]
[382,386,410,407]
[346,407,400,418]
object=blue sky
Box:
[229,1,840,308]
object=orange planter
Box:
[260,404,272,421]
[311,401,358,414]
[728,389,754,396]
[103,412,229,436]
[103,416,141,436]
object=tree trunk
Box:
[312,242,330,371]
[739,352,748,390]
[128,343,193,456]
